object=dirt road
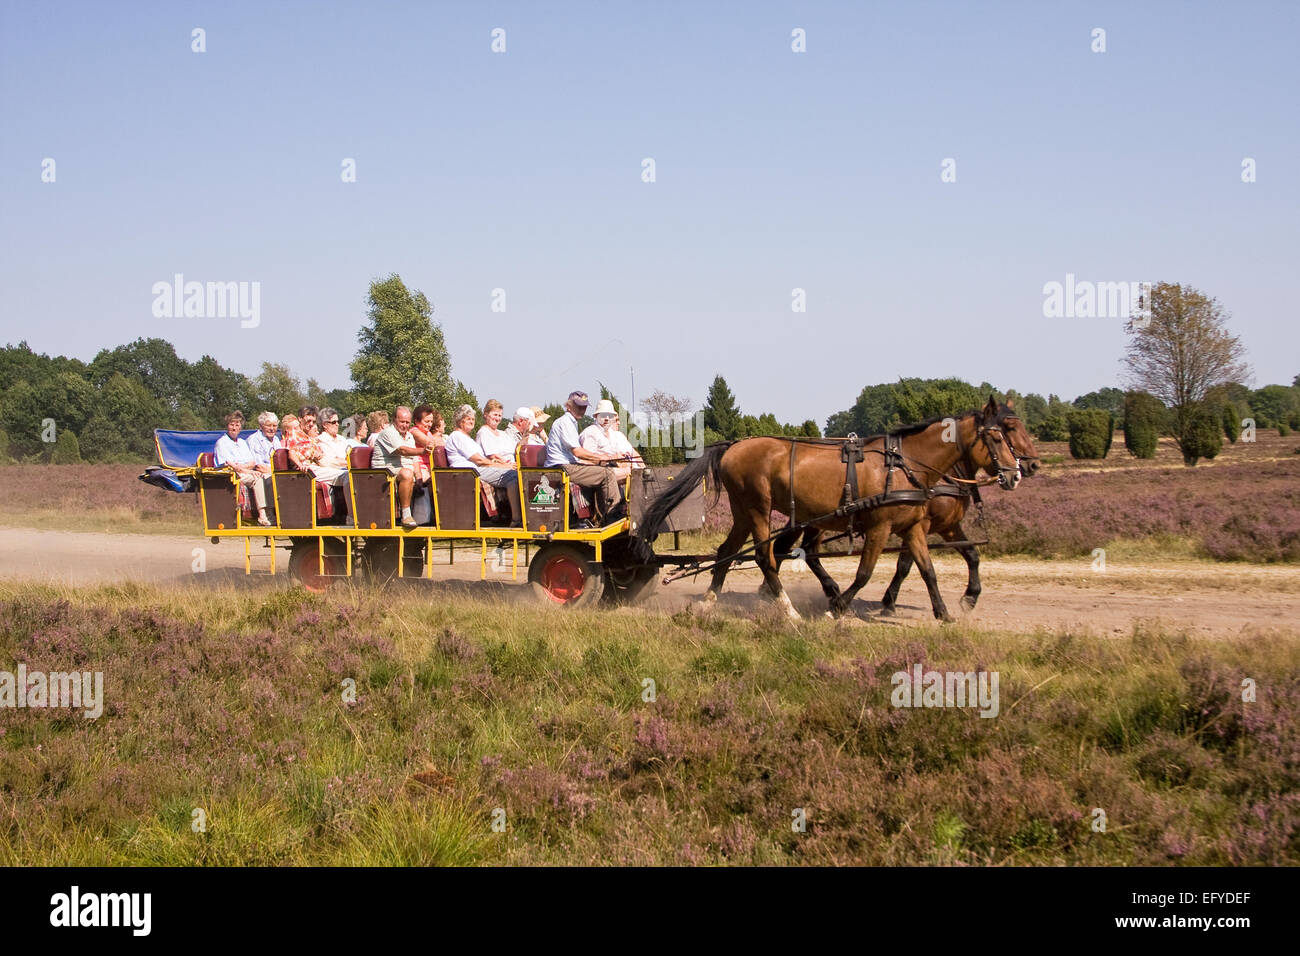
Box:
[1,527,1295,638]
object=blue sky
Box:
[2,0,1296,425]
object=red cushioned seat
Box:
[349,445,372,469]
[519,445,546,468]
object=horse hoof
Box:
[960,596,978,612]
[878,605,898,618]
[939,613,956,624]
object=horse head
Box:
[970,395,1021,490]
[998,400,1040,477]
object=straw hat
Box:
[529,406,551,424]
[593,399,618,419]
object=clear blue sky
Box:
[2,0,1296,425]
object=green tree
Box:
[1072,387,1125,418]
[350,275,456,413]
[1122,282,1249,466]
[1066,408,1112,459]
[89,338,192,413]
[702,375,742,440]
[1179,401,1223,465]
[1123,391,1164,458]
[188,355,253,426]
[1249,384,1299,428]
[253,363,308,418]
[51,428,81,464]
[0,380,46,456]
[99,373,166,460]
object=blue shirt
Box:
[544,412,581,466]
[246,431,281,467]
[214,434,255,467]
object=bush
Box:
[1280,423,1292,437]
[50,429,82,464]
[1222,402,1239,443]
[1178,403,1223,466]
[1035,415,1069,442]
[1066,408,1112,459]
[1123,392,1164,459]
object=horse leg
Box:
[951,523,981,611]
[829,523,891,617]
[799,527,843,603]
[880,550,913,616]
[766,524,804,584]
[704,516,753,604]
[750,508,799,620]
[902,522,953,623]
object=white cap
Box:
[514,406,535,422]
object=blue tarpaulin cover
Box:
[153,428,255,468]
[140,428,256,494]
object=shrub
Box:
[50,429,82,464]
[1281,423,1292,437]
[1034,415,1069,443]
[1222,402,1239,443]
[1123,392,1164,459]
[1178,403,1223,466]
[1066,408,1111,459]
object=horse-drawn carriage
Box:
[141,428,705,606]
[142,399,1038,618]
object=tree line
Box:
[0,274,818,465]
[2,278,1291,468]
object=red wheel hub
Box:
[296,542,340,592]
[540,555,585,603]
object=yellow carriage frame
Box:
[183,444,633,585]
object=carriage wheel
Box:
[359,539,401,586]
[602,564,660,606]
[528,544,604,607]
[289,538,346,592]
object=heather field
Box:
[0,580,1296,866]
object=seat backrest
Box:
[349,445,372,469]
[432,445,450,469]
[519,444,546,468]
[199,452,216,468]
[272,448,291,471]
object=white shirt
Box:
[478,424,514,458]
[580,423,613,455]
[445,429,484,470]
[316,431,351,468]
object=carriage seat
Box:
[431,446,498,518]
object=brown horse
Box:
[877,410,1040,615]
[637,397,1021,621]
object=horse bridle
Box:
[999,415,1040,473]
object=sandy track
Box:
[1,527,1296,638]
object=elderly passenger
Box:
[371,405,424,530]
[246,411,281,471]
[503,407,545,451]
[477,399,513,458]
[580,400,641,483]
[446,404,522,528]
[365,411,389,448]
[347,413,368,447]
[311,407,350,486]
[283,411,321,473]
[214,412,272,526]
[544,390,623,524]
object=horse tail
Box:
[636,441,734,545]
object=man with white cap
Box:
[544,390,624,523]
[503,406,546,450]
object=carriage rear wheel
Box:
[528,543,604,607]
[289,537,347,592]
[602,564,660,606]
